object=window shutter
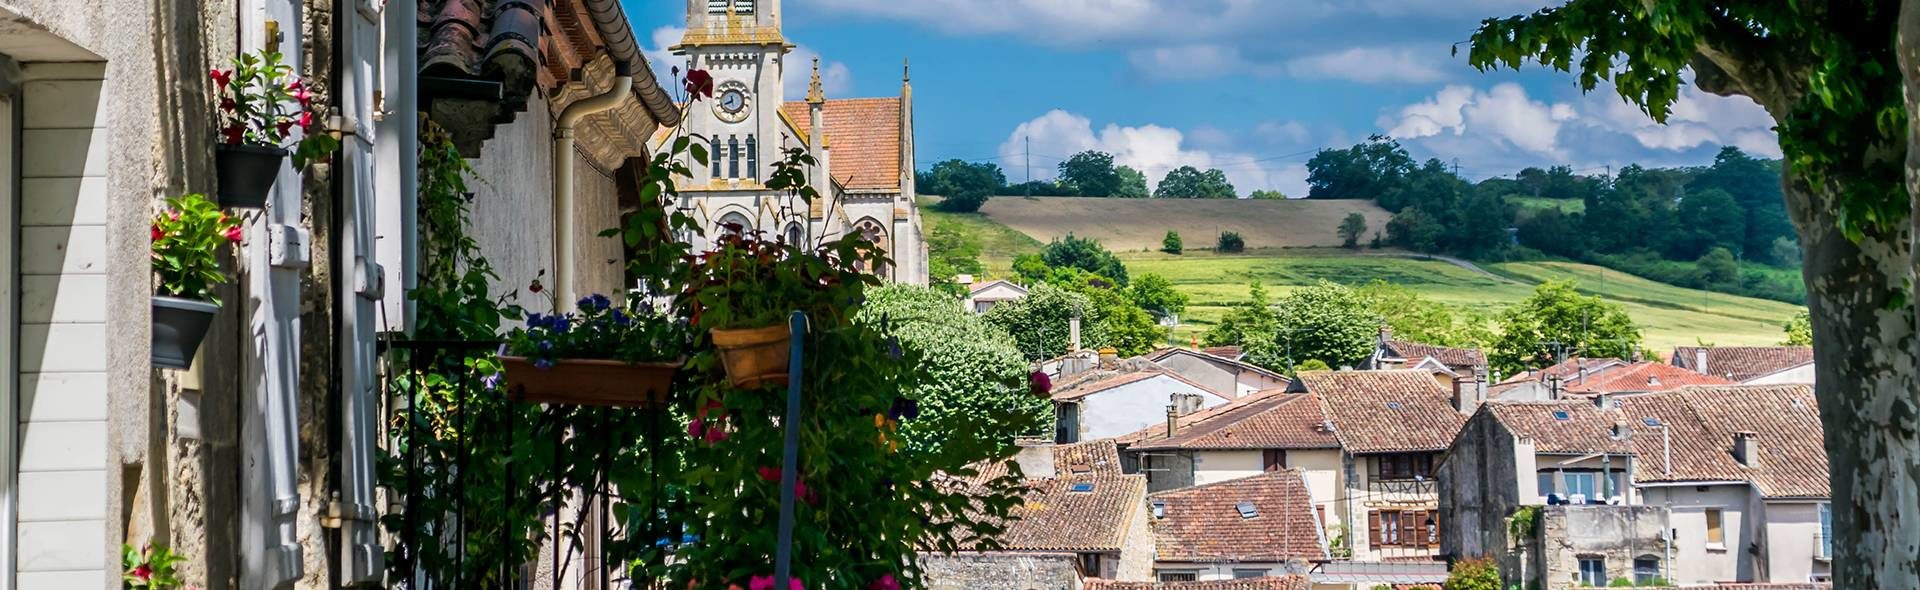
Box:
[1368,511,1382,547]
[337,2,389,583]
[1401,511,1417,547]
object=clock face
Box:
[714,82,752,123]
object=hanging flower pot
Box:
[150,194,241,369]
[500,356,683,407]
[151,296,219,369]
[213,143,287,208]
[711,322,792,388]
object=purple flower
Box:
[886,336,903,360]
[481,372,502,390]
[552,317,572,334]
[590,294,611,311]
[612,310,631,326]
[538,340,552,351]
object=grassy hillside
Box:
[965,196,1394,251]
[924,196,1802,354]
[1510,195,1585,214]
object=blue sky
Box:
[625,0,1780,196]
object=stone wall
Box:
[1532,505,1671,589]
[919,552,1083,590]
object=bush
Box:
[1443,557,1501,590]
[1217,231,1246,253]
[936,186,990,213]
[1608,578,1636,587]
[1162,230,1183,254]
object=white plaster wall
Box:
[1235,371,1287,397]
[1077,376,1227,441]
[1747,365,1815,385]
[1759,501,1823,583]
[1646,485,1751,584]
[1289,449,1344,530]
[1153,562,1295,581]
[1192,450,1263,487]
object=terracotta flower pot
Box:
[710,323,793,388]
[500,356,682,407]
[152,296,220,369]
[214,143,288,208]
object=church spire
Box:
[806,57,826,104]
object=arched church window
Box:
[718,212,752,236]
[746,135,759,180]
[854,218,890,277]
[784,223,803,245]
[728,135,740,179]
[709,136,722,178]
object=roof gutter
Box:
[554,60,634,310]
[578,0,682,127]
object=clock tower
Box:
[673,0,794,194]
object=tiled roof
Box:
[968,279,1028,297]
[1296,370,1466,454]
[1618,385,1828,498]
[1131,391,1338,451]
[1672,346,1814,382]
[1497,357,1629,385]
[1087,576,1312,590]
[1148,470,1327,562]
[1051,359,1222,402]
[1382,339,1486,370]
[1480,400,1632,455]
[781,98,904,192]
[1563,362,1733,395]
[1204,346,1244,360]
[965,440,1148,552]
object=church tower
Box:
[673,0,794,196]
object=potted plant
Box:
[501,290,686,407]
[211,50,337,208]
[151,194,241,369]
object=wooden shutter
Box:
[1401,511,1417,547]
[338,0,390,583]
[1368,511,1382,546]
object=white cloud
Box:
[998,109,1309,197]
[642,26,852,101]
[1583,83,1781,158]
[1285,46,1449,84]
[1382,83,1571,158]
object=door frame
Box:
[0,52,21,590]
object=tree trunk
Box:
[1784,160,1919,587]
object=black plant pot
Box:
[153,296,220,369]
[214,143,287,208]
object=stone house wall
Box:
[919,552,1082,590]
[1531,506,1671,589]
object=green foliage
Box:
[1769,236,1802,267]
[1490,280,1643,375]
[211,49,337,167]
[856,284,1048,452]
[1444,557,1502,590]
[1048,269,1167,357]
[1293,359,1331,372]
[1128,273,1189,317]
[123,543,186,589]
[1356,280,1493,348]
[1782,310,1813,346]
[937,186,991,213]
[1203,282,1277,348]
[1273,280,1381,369]
[1041,233,1130,286]
[506,294,682,364]
[1339,212,1368,249]
[1154,165,1236,198]
[1059,150,1124,197]
[984,283,1105,359]
[1586,251,1806,305]
[927,219,986,296]
[919,159,1007,197]
[1695,247,1740,285]
[1306,135,1415,200]
[1217,231,1246,253]
[1249,189,1289,200]
[1008,179,1078,196]
[1115,165,1151,198]
[1609,578,1636,587]
[1509,505,1541,539]
[150,193,241,304]
[1162,230,1184,254]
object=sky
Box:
[623,0,1781,197]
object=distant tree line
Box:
[1304,136,1804,303]
[917,150,1240,212]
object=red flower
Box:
[687,418,707,439]
[757,466,780,482]
[210,68,232,89]
[868,574,900,590]
[684,69,714,100]
[298,111,315,132]
[704,424,729,443]
[293,85,312,105]
[131,563,153,581]
[288,78,303,91]
[222,125,244,145]
[1029,370,1052,397]
[225,224,244,243]
[219,98,236,112]
[151,224,164,242]
[528,279,544,294]
[276,120,295,137]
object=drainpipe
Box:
[553,61,634,310]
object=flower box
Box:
[213,144,286,208]
[711,323,793,389]
[500,356,682,407]
[152,296,219,369]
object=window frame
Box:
[1633,555,1661,585]
[1262,448,1286,472]
[1705,508,1725,546]
[1232,568,1267,579]
[1375,452,1433,481]
[1577,556,1606,587]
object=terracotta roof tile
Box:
[1131,391,1338,451]
[782,98,904,192]
[1497,357,1629,386]
[1148,470,1327,562]
[1563,362,1733,395]
[1382,339,1486,370]
[1481,400,1632,455]
[1618,385,1827,498]
[1087,576,1312,590]
[1296,370,1466,454]
[1203,346,1244,360]
[964,440,1148,552]
[1672,346,1814,383]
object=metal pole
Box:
[774,311,808,588]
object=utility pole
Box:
[1024,135,1032,197]
[1451,158,1460,176]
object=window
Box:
[1705,508,1725,546]
[1081,553,1104,577]
[1262,449,1286,472]
[1819,503,1833,559]
[1563,472,1599,501]
[727,136,740,178]
[707,0,754,14]
[1232,569,1267,579]
[784,223,803,245]
[1376,453,1433,480]
[1370,510,1437,548]
[1578,557,1605,586]
[745,135,759,180]
[1633,556,1661,585]
[1069,483,1094,493]
[1157,571,1196,582]
[1537,472,1556,497]
[710,136,722,178]
[1235,501,1259,519]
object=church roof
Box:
[782,98,905,192]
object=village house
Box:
[1671,345,1816,384]
[1366,331,1488,389]
[1121,390,1342,531]
[1086,576,1312,590]
[1148,347,1291,398]
[1438,385,1832,587]
[963,277,1030,314]
[1053,353,1232,443]
[650,0,928,284]
[922,440,1155,588]
[1144,470,1328,582]
[1490,358,1732,401]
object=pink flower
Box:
[298,111,315,132]
[225,224,244,243]
[868,574,900,590]
[757,466,780,482]
[151,224,164,242]
[704,423,729,443]
[748,575,802,590]
[210,68,232,89]
[131,563,153,581]
[1029,370,1052,397]
[293,85,312,105]
[687,418,707,439]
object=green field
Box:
[1510,195,1586,215]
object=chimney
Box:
[1069,314,1082,351]
[1694,348,1710,375]
[1013,438,1057,478]
[1451,378,1468,413]
[1732,431,1758,466]
[1475,366,1489,406]
[1099,347,1119,366]
[1165,404,1179,438]
[1547,373,1563,400]
[1578,364,1589,385]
